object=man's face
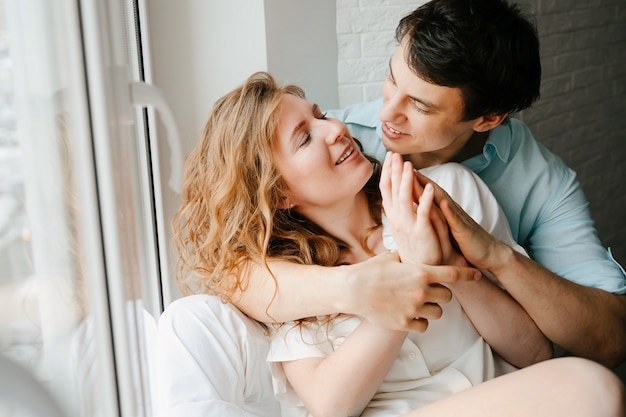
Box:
[378,37,481,166]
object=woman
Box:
[170,72,624,417]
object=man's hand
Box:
[413,169,506,271]
[343,251,481,333]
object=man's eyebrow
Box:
[388,56,438,110]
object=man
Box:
[324,0,626,367]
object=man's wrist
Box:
[331,264,360,316]
[486,241,517,276]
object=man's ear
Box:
[474,113,508,132]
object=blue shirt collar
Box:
[463,118,512,172]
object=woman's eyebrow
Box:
[291,116,307,139]
[290,103,320,139]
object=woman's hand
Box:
[381,152,448,266]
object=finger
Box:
[413,169,432,188]
[430,205,448,240]
[423,283,453,305]
[416,182,434,221]
[421,264,482,285]
[380,152,393,209]
[399,161,417,220]
[415,301,445,320]
[390,153,403,203]
[378,250,401,263]
[403,318,429,333]
[428,203,451,253]
[414,170,452,206]
[412,169,425,201]
[440,197,479,234]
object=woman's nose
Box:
[324,119,345,145]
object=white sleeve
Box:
[419,163,527,257]
[155,294,280,417]
[266,321,331,409]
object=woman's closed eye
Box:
[298,106,327,148]
[299,133,311,148]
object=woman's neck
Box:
[301,191,380,261]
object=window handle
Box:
[130,81,184,193]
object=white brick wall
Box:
[335,1,425,107]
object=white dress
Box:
[266,163,526,417]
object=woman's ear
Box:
[474,113,508,132]
[277,198,295,210]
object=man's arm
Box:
[435,185,626,368]
[400,160,551,367]
[233,253,481,333]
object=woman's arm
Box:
[280,320,407,417]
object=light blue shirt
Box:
[326,99,626,294]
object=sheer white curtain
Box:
[0,0,178,416]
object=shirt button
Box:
[408,351,417,360]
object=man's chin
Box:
[382,135,410,155]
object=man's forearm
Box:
[451,275,552,368]
[233,252,480,332]
[233,260,350,323]
[490,246,626,368]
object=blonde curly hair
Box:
[172,72,382,308]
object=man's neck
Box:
[450,130,490,163]
[406,130,490,169]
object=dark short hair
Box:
[396,0,541,120]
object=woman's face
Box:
[272,94,373,214]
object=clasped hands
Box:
[351,153,497,333]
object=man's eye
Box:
[385,74,396,85]
[411,100,428,114]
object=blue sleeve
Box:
[524,149,626,294]
[325,99,387,162]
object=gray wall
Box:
[515,0,626,381]
[516,0,626,268]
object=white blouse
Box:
[267,162,525,417]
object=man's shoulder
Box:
[495,118,571,173]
